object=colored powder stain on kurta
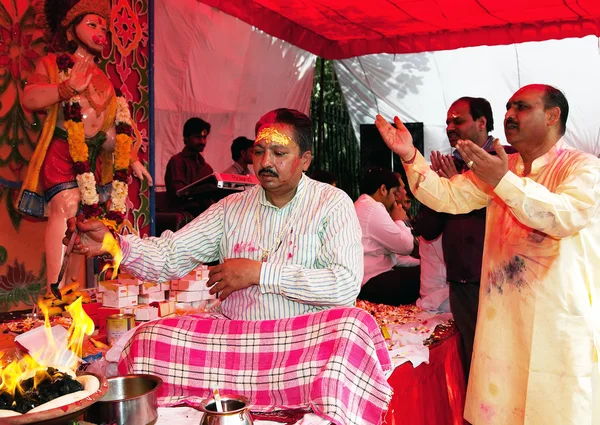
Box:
[480,403,496,422]
[288,253,293,259]
[487,255,526,294]
[486,307,496,321]
[233,242,258,254]
[489,383,499,396]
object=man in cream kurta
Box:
[375,84,600,425]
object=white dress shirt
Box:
[415,235,449,312]
[354,194,414,286]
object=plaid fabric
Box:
[118,307,393,425]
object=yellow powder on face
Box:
[255,127,292,146]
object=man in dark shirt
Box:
[412,97,515,379]
[164,117,214,216]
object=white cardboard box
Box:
[135,306,159,321]
[104,285,140,298]
[98,281,140,295]
[169,290,215,302]
[139,282,162,295]
[171,279,209,292]
[138,292,166,304]
[102,293,138,308]
[179,268,210,281]
[121,306,136,315]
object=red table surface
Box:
[384,327,468,425]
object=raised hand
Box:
[430,150,442,173]
[430,151,459,178]
[68,56,93,94]
[456,138,508,187]
[375,115,415,161]
[64,215,111,257]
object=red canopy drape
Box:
[199,0,600,58]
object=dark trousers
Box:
[358,266,420,306]
[448,281,480,381]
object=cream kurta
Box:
[404,140,600,425]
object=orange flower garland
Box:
[64,120,87,163]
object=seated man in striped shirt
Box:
[66,108,364,320]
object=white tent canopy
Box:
[335,36,600,161]
[155,2,600,187]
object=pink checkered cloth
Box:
[118,307,393,425]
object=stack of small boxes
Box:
[96,265,215,330]
[169,266,213,305]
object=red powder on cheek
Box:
[288,157,302,174]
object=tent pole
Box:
[149,0,156,236]
[318,58,325,159]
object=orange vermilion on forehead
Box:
[255,127,292,146]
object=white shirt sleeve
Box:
[366,203,414,255]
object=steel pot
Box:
[198,394,254,425]
[84,374,162,425]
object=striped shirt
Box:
[120,174,364,320]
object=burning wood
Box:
[0,296,95,415]
[39,281,93,317]
[0,367,83,413]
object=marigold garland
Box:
[114,134,131,170]
[64,120,87,163]
[57,53,135,227]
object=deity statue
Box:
[17,0,152,292]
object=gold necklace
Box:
[254,191,303,262]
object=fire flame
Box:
[101,230,123,278]
[65,297,95,359]
[0,296,93,398]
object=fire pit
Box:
[1,372,108,425]
[0,298,107,424]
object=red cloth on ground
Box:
[384,329,468,425]
[118,307,393,425]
